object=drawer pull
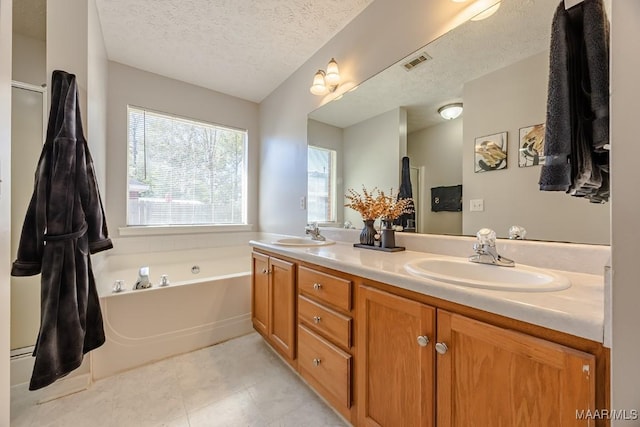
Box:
[312,358,322,367]
[435,342,449,355]
[313,316,322,324]
[313,282,323,290]
[417,335,430,347]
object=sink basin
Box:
[404,258,570,292]
[272,237,335,247]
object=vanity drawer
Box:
[298,295,352,350]
[298,325,352,411]
[298,266,352,312]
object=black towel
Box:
[539,0,609,203]
[11,70,113,390]
[431,185,462,212]
[395,156,416,230]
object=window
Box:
[307,146,337,223]
[127,106,247,226]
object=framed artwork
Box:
[519,123,546,167]
[474,131,507,173]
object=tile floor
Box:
[10,333,348,427]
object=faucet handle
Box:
[476,228,496,246]
[139,266,149,277]
[508,225,527,240]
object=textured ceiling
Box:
[95,0,374,102]
[309,0,559,133]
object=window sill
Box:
[118,224,254,237]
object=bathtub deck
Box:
[11,332,348,427]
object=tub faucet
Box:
[469,228,515,267]
[134,267,152,289]
[305,223,326,241]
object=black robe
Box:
[11,70,113,390]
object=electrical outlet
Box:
[470,199,484,212]
[299,196,306,210]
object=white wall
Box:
[408,118,463,235]
[307,119,344,225]
[87,0,108,192]
[462,51,609,243]
[343,108,406,225]
[106,61,260,235]
[46,0,88,120]
[11,33,45,85]
[258,0,476,235]
[610,0,640,419]
[0,0,12,423]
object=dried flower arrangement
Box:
[345,186,414,221]
[378,188,414,221]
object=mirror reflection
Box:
[307,0,609,245]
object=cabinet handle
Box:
[417,335,430,347]
[312,358,322,367]
[313,282,323,290]
[262,268,270,274]
[313,316,322,324]
[435,342,449,355]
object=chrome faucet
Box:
[133,266,152,289]
[305,222,326,241]
[469,228,515,267]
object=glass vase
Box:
[359,219,377,246]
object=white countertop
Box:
[250,238,604,343]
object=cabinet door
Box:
[358,286,435,427]
[436,310,596,427]
[269,257,296,361]
[251,252,270,336]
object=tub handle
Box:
[113,280,124,293]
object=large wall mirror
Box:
[307,0,610,245]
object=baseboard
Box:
[11,352,91,402]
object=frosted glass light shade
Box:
[325,58,340,87]
[438,103,464,120]
[471,1,501,21]
[310,70,328,95]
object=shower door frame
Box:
[9,81,47,357]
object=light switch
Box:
[470,199,484,212]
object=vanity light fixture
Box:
[310,58,341,95]
[438,103,464,120]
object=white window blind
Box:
[307,146,337,223]
[127,106,247,226]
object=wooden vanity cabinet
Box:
[251,251,607,427]
[358,285,600,427]
[357,286,435,427]
[251,252,296,364]
[437,310,595,427]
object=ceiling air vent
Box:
[402,52,432,71]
